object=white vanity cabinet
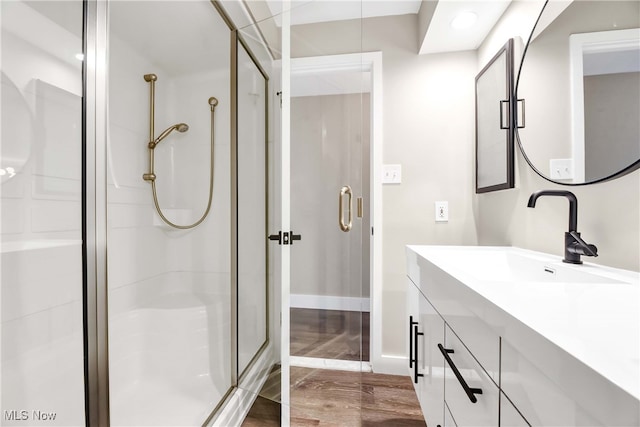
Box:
[444,402,456,427]
[500,339,614,426]
[407,277,445,427]
[405,245,640,427]
[500,393,529,427]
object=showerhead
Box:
[149,123,189,148]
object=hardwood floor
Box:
[290,309,370,361]
[243,309,424,425]
[242,396,281,426]
[291,368,425,426]
[243,368,425,426]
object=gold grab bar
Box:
[339,185,353,232]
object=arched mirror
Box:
[516,0,640,185]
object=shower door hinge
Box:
[268,231,302,245]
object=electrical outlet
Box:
[435,201,448,222]
[549,159,573,180]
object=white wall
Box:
[475,0,640,272]
[106,1,233,423]
[1,2,85,424]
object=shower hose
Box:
[151,100,216,230]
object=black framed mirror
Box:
[515,0,640,185]
[476,38,515,193]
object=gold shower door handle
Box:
[339,185,353,232]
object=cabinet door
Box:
[416,293,445,427]
[406,278,420,381]
[443,325,499,426]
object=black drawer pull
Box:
[413,325,424,384]
[409,315,418,368]
[438,343,483,403]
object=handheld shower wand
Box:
[148,123,189,149]
[142,73,218,230]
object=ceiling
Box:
[264,0,422,26]
[420,0,512,54]
[261,0,512,54]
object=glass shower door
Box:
[234,10,282,416]
[285,2,368,424]
[1,1,86,425]
[237,36,269,379]
[288,68,369,424]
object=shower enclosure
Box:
[1,0,370,424]
[2,0,276,425]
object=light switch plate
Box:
[435,201,448,222]
[382,164,402,184]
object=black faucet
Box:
[527,190,598,264]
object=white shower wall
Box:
[1,1,85,425]
[106,2,232,422]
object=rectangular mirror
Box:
[475,38,515,193]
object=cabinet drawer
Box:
[444,401,456,427]
[418,260,501,383]
[501,339,614,426]
[500,392,529,427]
[443,325,499,427]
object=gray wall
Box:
[292,15,478,356]
[290,3,640,359]
[290,93,371,299]
[476,0,640,272]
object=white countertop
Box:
[407,245,640,401]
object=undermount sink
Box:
[410,245,633,286]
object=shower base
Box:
[108,272,231,426]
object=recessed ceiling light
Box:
[451,11,478,30]
[75,53,85,61]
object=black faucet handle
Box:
[568,231,598,257]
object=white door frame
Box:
[289,51,385,373]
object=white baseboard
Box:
[290,356,372,372]
[290,294,371,312]
[371,354,409,376]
